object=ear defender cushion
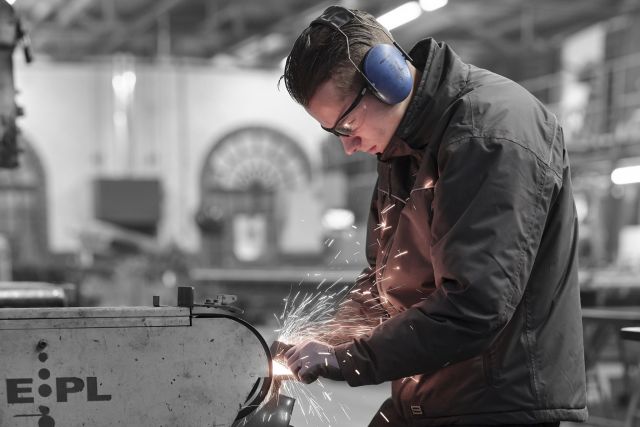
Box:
[362,44,413,105]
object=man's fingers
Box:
[289,358,306,373]
[286,349,300,365]
[285,344,308,365]
[288,357,310,380]
[300,372,318,384]
[298,363,321,384]
[283,340,335,383]
[285,342,311,364]
[284,345,297,360]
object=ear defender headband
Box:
[311,5,414,105]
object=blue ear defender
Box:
[363,44,413,104]
[310,6,414,105]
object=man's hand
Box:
[285,340,343,384]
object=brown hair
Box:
[280,8,393,107]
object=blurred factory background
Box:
[2,0,640,425]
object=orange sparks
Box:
[381,204,396,214]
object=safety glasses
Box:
[321,86,368,137]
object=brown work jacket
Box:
[333,38,588,425]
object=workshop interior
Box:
[1,0,640,426]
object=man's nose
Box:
[340,136,356,156]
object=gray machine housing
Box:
[0,300,272,426]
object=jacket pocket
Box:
[482,325,510,387]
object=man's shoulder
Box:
[450,70,559,155]
[434,84,563,179]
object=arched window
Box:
[198,126,312,266]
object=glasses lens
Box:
[321,87,367,137]
[321,125,348,137]
[334,108,364,136]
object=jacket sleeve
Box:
[319,179,389,346]
[334,136,558,385]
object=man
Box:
[282,5,587,426]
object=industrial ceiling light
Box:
[611,165,640,185]
[377,1,423,31]
[419,0,448,12]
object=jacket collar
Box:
[378,134,415,161]
[381,38,470,160]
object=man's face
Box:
[306,78,397,156]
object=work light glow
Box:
[377,2,423,31]
[611,165,640,185]
[322,208,355,231]
[273,360,293,377]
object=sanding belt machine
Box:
[0,287,296,427]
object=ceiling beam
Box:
[215,0,335,60]
[20,0,66,30]
[95,0,185,53]
[56,0,94,27]
[100,0,118,27]
[17,0,639,65]
[457,3,524,55]
[436,0,629,56]
[411,1,524,55]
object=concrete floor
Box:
[284,380,389,427]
